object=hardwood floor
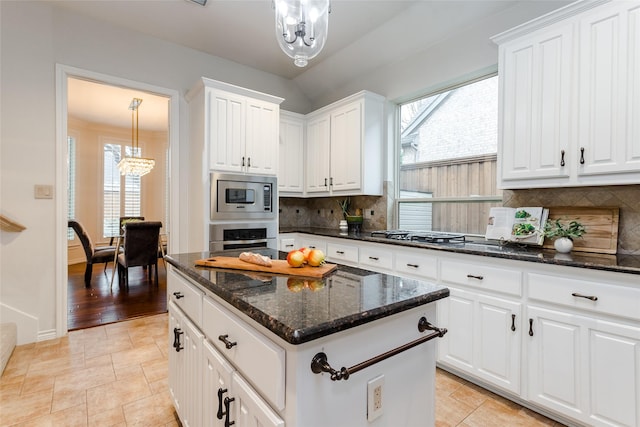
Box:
[67,260,167,331]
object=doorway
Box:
[55,65,181,336]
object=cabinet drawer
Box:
[327,242,358,264]
[440,260,522,297]
[358,245,393,271]
[297,237,327,253]
[279,238,296,251]
[394,249,438,280]
[168,267,204,328]
[528,273,640,321]
[202,296,285,410]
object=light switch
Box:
[34,185,53,199]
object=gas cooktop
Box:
[370,230,466,244]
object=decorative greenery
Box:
[337,198,351,219]
[542,218,587,240]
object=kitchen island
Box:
[165,248,449,427]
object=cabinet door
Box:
[500,23,572,183]
[527,305,587,421]
[577,2,640,177]
[587,318,640,427]
[246,100,278,175]
[168,302,204,427]
[437,287,475,371]
[208,90,245,172]
[278,113,304,193]
[229,372,285,427]
[330,101,362,191]
[305,114,330,193]
[475,294,521,394]
[202,340,234,427]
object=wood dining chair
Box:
[68,220,121,287]
[117,221,162,288]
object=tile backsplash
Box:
[504,185,640,255]
[279,184,639,255]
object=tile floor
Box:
[1,314,563,427]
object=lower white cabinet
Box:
[202,340,284,427]
[169,301,203,427]
[437,287,521,394]
[527,305,640,427]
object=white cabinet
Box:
[187,77,283,175]
[576,1,640,179]
[202,340,284,427]
[497,21,573,183]
[278,111,305,195]
[169,301,203,427]
[305,113,331,194]
[527,271,640,427]
[438,288,522,395]
[304,91,385,196]
[493,0,640,189]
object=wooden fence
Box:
[399,154,502,234]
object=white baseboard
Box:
[37,329,57,342]
[0,303,38,345]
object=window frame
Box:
[393,71,502,234]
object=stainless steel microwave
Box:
[210,172,277,220]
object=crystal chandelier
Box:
[117,98,155,177]
[273,0,330,67]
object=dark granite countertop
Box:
[165,248,450,345]
[280,227,640,276]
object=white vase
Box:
[554,237,573,253]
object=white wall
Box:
[0,1,311,344]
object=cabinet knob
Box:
[224,397,236,427]
[529,318,534,337]
[173,327,184,352]
[172,291,184,299]
[560,150,565,167]
[571,292,598,301]
[247,157,251,168]
[217,388,228,420]
[580,147,585,165]
[511,314,516,332]
[242,156,245,167]
[218,334,237,349]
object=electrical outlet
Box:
[364,209,374,219]
[367,375,384,421]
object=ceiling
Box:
[59,0,570,131]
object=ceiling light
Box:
[273,0,330,67]
[117,98,155,177]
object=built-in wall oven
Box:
[209,221,277,251]
[209,173,278,251]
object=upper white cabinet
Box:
[187,77,283,175]
[278,111,305,195]
[493,0,640,189]
[306,91,385,196]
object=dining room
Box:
[66,77,170,330]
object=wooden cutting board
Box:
[543,206,619,254]
[195,256,338,278]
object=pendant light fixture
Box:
[117,98,155,177]
[273,0,330,67]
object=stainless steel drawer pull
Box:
[572,292,598,302]
[369,256,379,261]
[310,317,447,381]
[407,263,419,268]
[336,250,345,255]
[467,274,484,280]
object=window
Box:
[67,136,76,240]
[396,74,503,235]
[103,143,141,238]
